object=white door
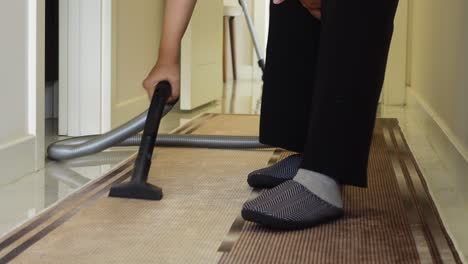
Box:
[180,0,223,110]
[0,0,45,184]
[59,0,105,136]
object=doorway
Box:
[44,0,60,149]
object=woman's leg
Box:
[259,0,321,153]
[243,0,400,229]
[300,0,400,187]
[248,0,321,188]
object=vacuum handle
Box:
[142,81,172,137]
[133,81,172,183]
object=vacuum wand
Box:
[108,81,171,200]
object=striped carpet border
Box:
[218,118,462,264]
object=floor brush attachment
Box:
[108,81,171,200]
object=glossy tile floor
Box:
[0,80,466,261]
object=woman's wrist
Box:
[158,45,180,65]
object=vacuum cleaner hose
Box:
[48,100,267,161]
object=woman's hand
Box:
[142,0,198,103]
[142,61,180,103]
[273,0,321,20]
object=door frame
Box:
[36,0,45,169]
[58,0,112,136]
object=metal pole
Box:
[238,0,265,72]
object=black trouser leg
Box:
[259,0,399,187]
[300,0,400,187]
[259,0,321,152]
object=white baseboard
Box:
[410,89,468,163]
[407,88,468,262]
[0,136,36,185]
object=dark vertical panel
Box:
[45,0,59,82]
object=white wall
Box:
[0,1,30,144]
[0,0,44,184]
[409,0,468,160]
[382,1,408,106]
[180,0,223,110]
[111,0,223,115]
[110,0,165,127]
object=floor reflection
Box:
[0,150,135,236]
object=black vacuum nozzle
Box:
[108,182,163,201]
[109,81,172,201]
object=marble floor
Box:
[0,80,466,261]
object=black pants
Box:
[259,0,399,187]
